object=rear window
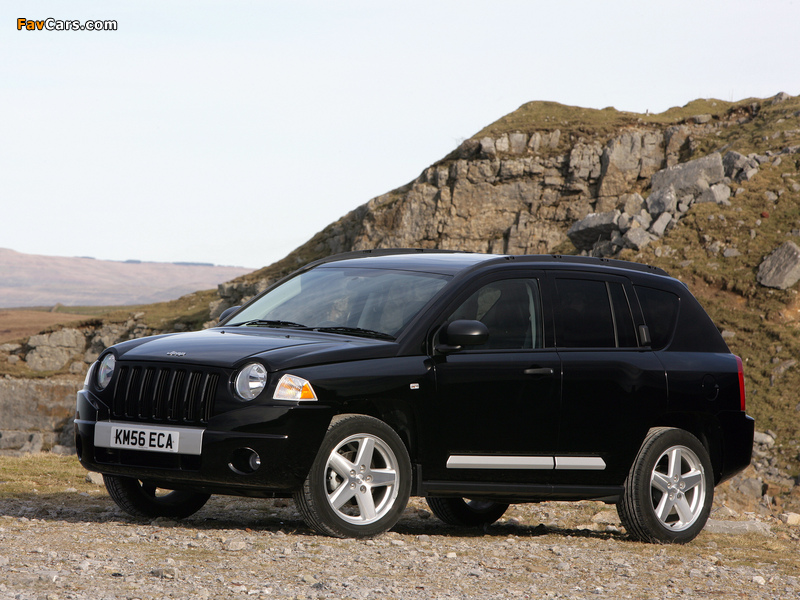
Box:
[635,286,679,349]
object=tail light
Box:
[735,355,746,411]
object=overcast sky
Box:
[2,1,799,269]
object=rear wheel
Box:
[617,427,713,543]
[426,497,509,527]
[103,474,210,519]
[294,415,411,538]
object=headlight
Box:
[96,354,116,390]
[234,363,268,400]
[273,374,317,401]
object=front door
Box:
[424,274,562,483]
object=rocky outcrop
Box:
[0,376,79,455]
[0,314,160,454]
[568,152,731,255]
[598,130,665,197]
[25,328,86,373]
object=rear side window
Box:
[555,278,639,348]
[555,279,616,348]
[635,286,679,349]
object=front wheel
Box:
[426,497,509,527]
[617,427,714,544]
[103,474,210,519]
[294,415,411,538]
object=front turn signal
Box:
[273,374,317,401]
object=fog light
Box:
[228,448,261,475]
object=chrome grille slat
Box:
[109,364,216,425]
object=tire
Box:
[617,427,713,544]
[426,497,509,527]
[293,415,411,538]
[103,474,210,519]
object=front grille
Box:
[110,364,218,425]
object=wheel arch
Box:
[334,400,418,464]
[653,412,724,484]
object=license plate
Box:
[110,425,180,453]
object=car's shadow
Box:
[0,491,629,542]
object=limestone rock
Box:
[0,377,79,432]
[779,512,800,526]
[650,152,725,199]
[28,328,85,350]
[621,193,645,215]
[649,212,673,237]
[479,137,496,158]
[527,132,542,152]
[723,151,760,181]
[25,328,86,372]
[506,213,566,255]
[0,377,80,454]
[771,91,792,105]
[665,125,690,166]
[598,130,665,197]
[508,132,528,154]
[757,241,800,289]
[623,227,656,251]
[569,142,602,182]
[495,134,510,154]
[566,211,621,250]
[753,431,776,448]
[696,183,732,205]
[703,519,772,536]
[25,346,75,372]
[646,185,678,217]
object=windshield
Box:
[229,267,451,338]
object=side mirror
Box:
[218,305,242,324]
[436,319,489,353]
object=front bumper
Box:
[75,388,333,496]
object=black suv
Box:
[75,250,753,543]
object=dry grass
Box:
[0,309,100,344]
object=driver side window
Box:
[447,278,542,350]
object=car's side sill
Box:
[446,455,606,470]
[420,480,622,503]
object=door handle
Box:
[524,367,554,376]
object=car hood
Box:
[113,327,397,370]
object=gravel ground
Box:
[1,484,799,600]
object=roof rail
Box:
[494,254,669,276]
[298,248,469,270]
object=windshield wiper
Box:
[313,326,396,341]
[240,319,309,329]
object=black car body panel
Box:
[76,250,754,532]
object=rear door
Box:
[552,272,667,484]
